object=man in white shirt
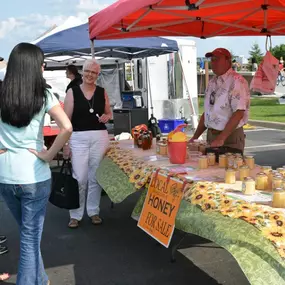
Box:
[191,48,250,154]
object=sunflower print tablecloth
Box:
[97,144,285,283]
[131,189,285,285]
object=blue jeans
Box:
[0,179,51,285]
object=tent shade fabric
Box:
[88,0,285,40]
[36,23,179,59]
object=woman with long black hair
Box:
[0,43,72,285]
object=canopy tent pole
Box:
[177,51,198,129]
[130,59,135,90]
[91,40,95,58]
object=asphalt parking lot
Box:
[245,127,285,168]
[1,127,285,285]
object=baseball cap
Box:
[205,48,232,59]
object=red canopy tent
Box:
[89,0,285,40]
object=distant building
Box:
[234,55,248,65]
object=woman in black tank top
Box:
[63,59,112,228]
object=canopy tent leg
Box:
[91,40,95,58]
[177,52,198,130]
[130,59,134,90]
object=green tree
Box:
[249,42,264,64]
[270,44,285,61]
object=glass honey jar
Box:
[255,172,268,190]
[272,175,283,190]
[199,155,208,169]
[219,154,227,168]
[242,177,256,195]
[272,188,285,208]
[239,165,250,181]
[225,168,236,184]
[261,166,272,176]
[244,156,255,169]
[207,153,216,166]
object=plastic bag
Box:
[250,51,279,94]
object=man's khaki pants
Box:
[206,127,245,153]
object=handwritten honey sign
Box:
[138,173,184,248]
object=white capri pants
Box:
[69,130,109,220]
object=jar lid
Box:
[273,175,283,179]
[199,155,207,159]
[274,188,285,192]
[225,152,232,156]
[236,157,243,161]
[240,165,249,169]
[261,166,272,169]
[257,172,267,176]
[226,168,236,172]
[244,177,254,182]
[219,154,226,157]
[245,155,254,159]
[207,153,215,156]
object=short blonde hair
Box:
[83,59,101,73]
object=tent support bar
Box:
[207,8,260,37]
[126,0,164,31]
[126,8,152,31]
[200,0,250,9]
[153,28,191,37]
[269,6,285,12]
[149,8,261,33]
[270,19,285,31]
[130,19,195,32]
[195,0,205,7]
[153,0,250,11]
[204,7,257,19]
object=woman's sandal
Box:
[0,273,10,281]
[91,215,103,225]
[68,219,79,228]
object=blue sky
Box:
[1,0,285,60]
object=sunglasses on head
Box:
[210,91,216,105]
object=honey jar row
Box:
[225,165,285,208]
[198,153,255,170]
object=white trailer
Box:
[133,38,198,128]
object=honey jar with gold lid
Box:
[272,188,285,208]
[219,154,227,168]
[198,143,206,155]
[272,175,283,190]
[198,155,208,169]
[207,153,216,166]
[245,156,255,169]
[261,166,272,176]
[239,165,250,181]
[225,168,236,184]
[277,168,285,176]
[255,172,268,190]
[159,143,167,155]
[227,155,235,168]
[234,157,243,169]
[242,177,256,195]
